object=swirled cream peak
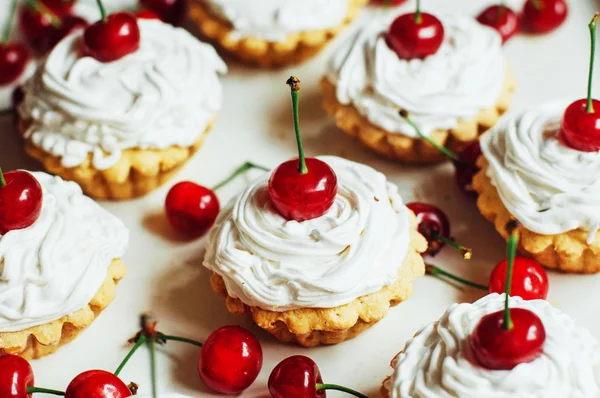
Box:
[18,19,227,170]
[480,100,600,243]
[203,0,350,42]
[203,156,412,311]
[0,172,128,332]
[326,14,506,138]
[384,293,600,397]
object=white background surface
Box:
[2,0,600,396]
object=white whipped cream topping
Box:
[18,19,227,170]
[0,172,128,332]
[204,156,412,311]
[480,100,600,243]
[203,0,350,42]
[384,293,600,398]
[326,14,506,138]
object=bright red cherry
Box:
[0,355,34,398]
[165,181,220,238]
[269,356,325,398]
[521,0,568,34]
[0,169,43,235]
[199,325,263,394]
[269,77,338,222]
[454,141,482,197]
[489,257,549,300]
[470,308,546,370]
[139,0,186,25]
[0,43,30,86]
[65,370,131,398]
[83,8,140,63]
[477,5,519,43]
[135,9,161,20]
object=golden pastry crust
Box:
[17,118,214,201]
[320,70,516,164]
[473,157,600,273]
[188,0,368,68]
[209,213,427,347]
[0,259,126,360]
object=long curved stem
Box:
[430,231,472,259]
[316,383,368,398]
[587,13,599,113]
[503,221,520,330]
[211,162,269,191]
[26,387,65,396]
[286,76,308,174]
[3,0,18,42]
[114,334,146,376]
[95,0,107,21]
[147,335,158,398]
[426,264,488,291]
[399,110,458,161]
[156,333,203,348]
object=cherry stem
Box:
[425,264,488,291]
[25,0,61,28]
[146,334,158,398]
[26,387,65,396]
[399,110,458,161]
[504,220,520,331]
[211,162,269,191]
[2,0,18,43]
[114,334,147,376]
[415,0,422,23]
[531,0,542,10]
[0,167,6,187]
[586,13,598,113]
[316,384,368,398]
[155,333,204,347]
[95,0,107,21]
[286,76,308,175]
[430,230,472,259]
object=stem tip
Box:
[286,76,301,91]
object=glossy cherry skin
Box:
[454,141,482,197]
[0,171,43,235]
[83,12,140,62]
[0,43,30,86]
[406,202,450,256]
[65,370,131,398]
[560,99,600,152]
[199,325,263,394]
[521,0,568,34]
[387,13,445,60]
[268,158,337,222]
[19,5,54,55]
[477,5,519,43]
[165,181,220,238]
[489,257,549,300]
[0,355,34,398]
[469,308,546,370]
[41,0,76,16]
[139,0,186,25]
[268,355,325,398]
[136,9,161,20]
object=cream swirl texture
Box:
[203,0,349,42]
[203,156,412,311]
[0,172,129,332]
[326,14,506,137]
[480,100,600,243]
[384,293,600,398]
[19,19,227,170]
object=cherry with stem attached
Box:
[561,13,600,152]
[268,77,338,222]
[0,355,65,397]
[521,0,568,35]
[386,0,445,60]
[139,0,186,26]
[476,2,519,44]
[0,0,31,86]
[64,370,132,398]
[269,356,367,398]
[0,167,43,235]
[165,161,269,238]
[469,221,546,370]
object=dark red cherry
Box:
[477,5,519,43]
[0,355,34,398]
[521,0,568,34]
[165,181,220,238]
[561,99,600,152]
[268,356,325,398]
[83,12,140,62]
[406,202,450,256]
[139,0,186,25]
[454,141,482,197]
[65,370,131,398]
[371,0,407,6]
[0,169,43,235]
[0,43,30,86]
[41,0,76,16]
[387,12,445,59]
[489,257,549,300]
[135,9,161,20]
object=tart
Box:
[204,156,427,347]
[17,19,227,200]
[322,13,515,164]
[188,0,368,68]
[0,172,128,359]
[474,100,600,273]
[381,293,600,397]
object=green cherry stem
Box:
[147,334,158,398]
[211,162,269,191]
[286,76,308,175]
[316,384,368,398]
[155,333,203,348]
[426,264,488,291]
[95,0,107,21]
[2,0,18,42]
[399,110,458,161]
[503,220,521,331]
[114,334,147,376]
[430,231,473,259]
[0,167,6,187]
[586,13,599,113]
[415,0,422,23]
[26,387,65,396]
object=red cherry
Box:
[560,99,600,152]
[521,0,568,34]
[387,12,445,60]
[199,325,263,394]
[489,257,549,300]
[165,181,220,238]
[268,356,325,398]
[135,9,161,20]
[65,370,131,398]
[453,141,482,197]
[406,202,450,256]
[0,355,34,398]
[139,0,185,25]
[477,5,519,43]
[0,170,43,235]
[469,307,546,370]
[56,15,89,41]
[0,43,30,86]
[41,0,76,16]
[83,12,140,63]
[371,0,406,6]
[19,5,55,55]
